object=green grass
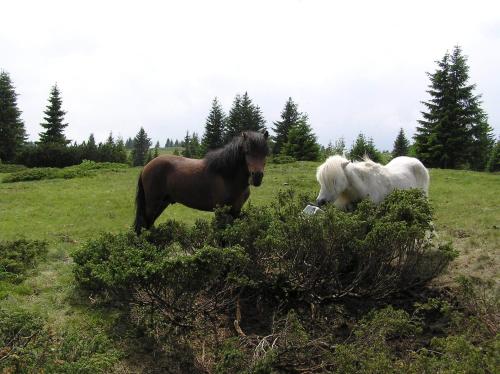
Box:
[0,164,498,371]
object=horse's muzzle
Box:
[251,171,263,186]
[316,198,327,207]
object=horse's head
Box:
[315,156,350,206]
[242,130,269,186]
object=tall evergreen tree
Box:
[39,84,70,144]
[0,71,26,162]
[125,137,134,149]
[487,138,500,172]
[154,141,160,158]
[113,137,128,163]
[201,97,226,155]
[225,92,266,141]
[131,127,152,166]
[392,128,410,157]
[181,131,191,157]
[324,137,346,158]
[272,97,304,155]
[281,117,320,161]
[348,133,381,162]
[415,46,494,169]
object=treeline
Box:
[183,94,321,161]
[1,45,498,170]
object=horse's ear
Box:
[341,161,349,169]
[262,130,269,139]
[241,131,247,140]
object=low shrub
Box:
[2,160,129,183]
[0,163,27,173]
[0,239,48,283]
[73,189,467,371]
[0,305,121,373]
[270,155,297,164]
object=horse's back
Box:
[386,156,429,193]
[142,155,228,211]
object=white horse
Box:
[315,155,429,209]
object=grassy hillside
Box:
[0,163,498,372]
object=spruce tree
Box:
[190,132,201,158]
[487,138,500,172]
[225,92,266,141]
[392,128,410,157]
[348,133,381,162]
[324,138,346,158]
[113,137,127,163]
[272,97,303,155]
[83,134,98,161]
[154,141,160,158]
[201,97,226,155]
[0,71,26,162]
[415,46,494,169]
[181,131,192,158]
[281,117,320,161]
[125,137,134,149]
[131,127,152,166]
[39,84,70,144]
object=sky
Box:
[1,0,499,150]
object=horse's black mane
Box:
[205,131,268,176]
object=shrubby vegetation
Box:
[2,160,129,183]
[0,304,121,373]
[0,163,26,173]
[0,239,47,285]
[70,189,498,372]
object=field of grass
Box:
[0,163,498,371]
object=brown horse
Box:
[134,130,269,234]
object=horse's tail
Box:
[134,172,147,235]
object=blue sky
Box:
[2,0,499,150]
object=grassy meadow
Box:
[0,162,498,371]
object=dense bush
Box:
[16,140,128,168]
[71,189,476,371]
[0,239,48,283]
[0,305,121,373]
[0,163,26,173]
[270,155,296,164]
[2,160,129,183]
[16,143,82,168]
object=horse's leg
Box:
[144,195,172,229]
[229,188,250,217]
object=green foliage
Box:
[0,239,47,283]
[272,97,304,155]
[131,127,152,166]
[281,118,320,161]
[74,189,456,372]
[409,335,499,373]
[0,305,121,373]
[487,138,500,172]
[415,46,494,170]
[348,133,382,162]
[0,71,27,162]
[38,84,70,145]
[0,163,26,173]
[323,137,346,159]
[225,92,266,142]
[201,97,226,155]
[74,230,249,326]
[182,131,202,158]
[2,160,128,183]
[270,155,296,164]
[392,128,410,157]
